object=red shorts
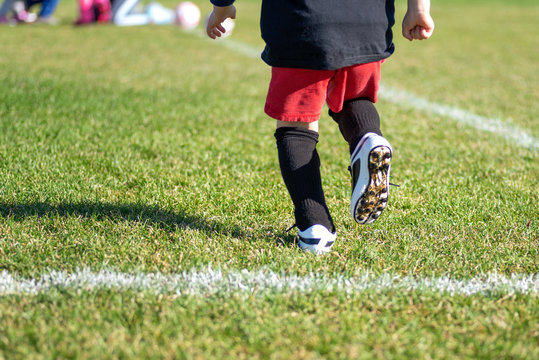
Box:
[264,61,382,123]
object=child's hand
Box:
[402,2,434,41]
[206,5,236,39]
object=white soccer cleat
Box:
[349,133,392,224]
[296,224,336,255]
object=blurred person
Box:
[25,0,60,23]
[0,0,60,23]
[74,0,173,26]
[75,0,112,24]
[111,0,148,26]
[0,0,32,22]
[112,0,174,26]
[0,0,15,23]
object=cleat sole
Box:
[353,146,391,224]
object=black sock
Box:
[329,98,382,155]
[274,127,335,233]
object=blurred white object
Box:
[175,1,201,30]
[146,2,175,25]
[220,17,234,37]
[204,14,235,38]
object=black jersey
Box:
[211,0,395,70]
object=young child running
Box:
[207,0,434,254]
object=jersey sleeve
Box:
[210,0,235,6]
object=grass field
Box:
[0,0,538,358]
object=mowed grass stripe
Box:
[1,267,538,297]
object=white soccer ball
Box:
[175,2,201,30]
[220,17,235,38]
[205,15,235,38]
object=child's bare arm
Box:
[206,5,236,39]
[402,0,434,41]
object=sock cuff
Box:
[328,97,382,154]
[274,127,319,143]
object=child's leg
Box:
[94,0,111,23]
[36,0,59,18]
[274,120,334,233]
[76,0,95,24]
[266,67,337,253]
[111,0,149,26]
[0,0,16,18]
[327,62,392,224]
[330,100,392,224]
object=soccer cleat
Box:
[349,133,392,224]
[296,224,336,255]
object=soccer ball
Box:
[220,17,235,38]
[175,2,201,30]
[204,15,235,38]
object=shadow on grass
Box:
[0,201,294,245]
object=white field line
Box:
[196,31,538,151]
[378,85,539,151]
[1,268,538,297]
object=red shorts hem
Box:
[264,104,320,122]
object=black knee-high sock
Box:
[329,98,382,155]
[274,127,335,233]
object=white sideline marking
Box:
[197,32,538,151]
[378,86,539,151]
[1,268,538,297]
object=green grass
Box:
[2,292,538,359]
[0,0,538,358]
[389,0,539,133]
